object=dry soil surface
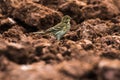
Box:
[0,0,120,80]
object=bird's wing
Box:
[46,22,65,33]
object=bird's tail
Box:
[33,30,45,34]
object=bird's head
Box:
[62,15,71,23]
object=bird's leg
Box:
[55,32,63,40]
[56,35,61,40]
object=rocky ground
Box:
[0,0,120,80]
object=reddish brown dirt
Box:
[0,0,120,80]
